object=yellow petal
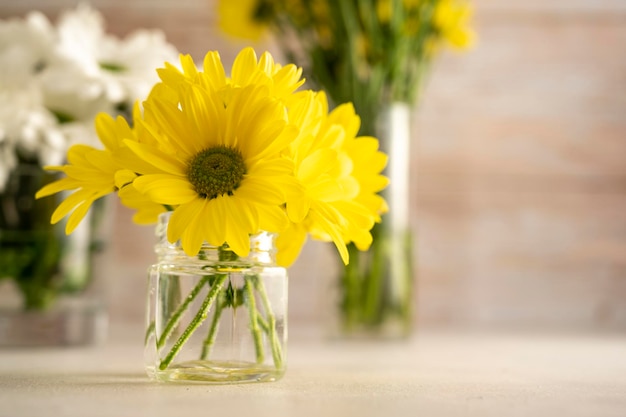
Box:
[256,205,288,233]
[310,209,349,265]
[114,170,138,189]
[167,198,206,246]
[226,196,258,233]
[35,178,81,198]
[231,47,258,85]
[202,51,227,91]
[65,198,94,234]
[286,197,311,224]
[123,140,187,175]
[236,177,285,205]
[133,175,197,205]
[50,189,96,225]
[298,149,337,183]
[202,197,227,245]
[181,200,209,256]
[276,222,308,267]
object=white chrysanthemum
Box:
[38,60,115,147]
[101,30,180,102]
[53,4,121,101]
[0,4,179,191]
[0,11,54,90]
[0,12,59,190]
[54,4,178,104]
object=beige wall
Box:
[3,0,625,332]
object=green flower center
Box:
[187,146,246,199]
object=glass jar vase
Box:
[0,163,109,346]
[332,102,414,339]
[144,213,288,384]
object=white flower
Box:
[0,12,57,190]
[0,4,179,191]
[101,30,179,103]
[0,11,54,90]
[39,60,115,146]
[54,3,178,105]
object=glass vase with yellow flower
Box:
[36,48,389,382]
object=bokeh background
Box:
[2,0,625,333]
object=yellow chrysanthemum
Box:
[434,0,476,49]
[125,62,300,257]
[277,91,387,266]
[306,100,388,253]
[217,0,271,41]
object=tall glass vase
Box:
[334,102,414,339]
[0,163,109,346]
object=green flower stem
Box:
[253,276,283,370]
[158,274,227,371]
[363,226,386,323]
[268,316,283,369]
[256,314,270,333]
[156,276,209,349]
[339,223,414,334]
[244,277,265,364]
[343,244,362,329]
[200,298,225,360]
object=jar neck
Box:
[154,212,277,266]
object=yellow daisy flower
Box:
[125,72,299,257]
[277,91,387,266]
[217,0,271,41]
[434,0,476,49]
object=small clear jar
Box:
[144,213,288,383]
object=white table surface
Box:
[0,324,624,417]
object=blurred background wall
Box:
[2,0,625,332]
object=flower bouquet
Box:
[36,47,388,382]
[0,4,177,345]
[218,0,475,337]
